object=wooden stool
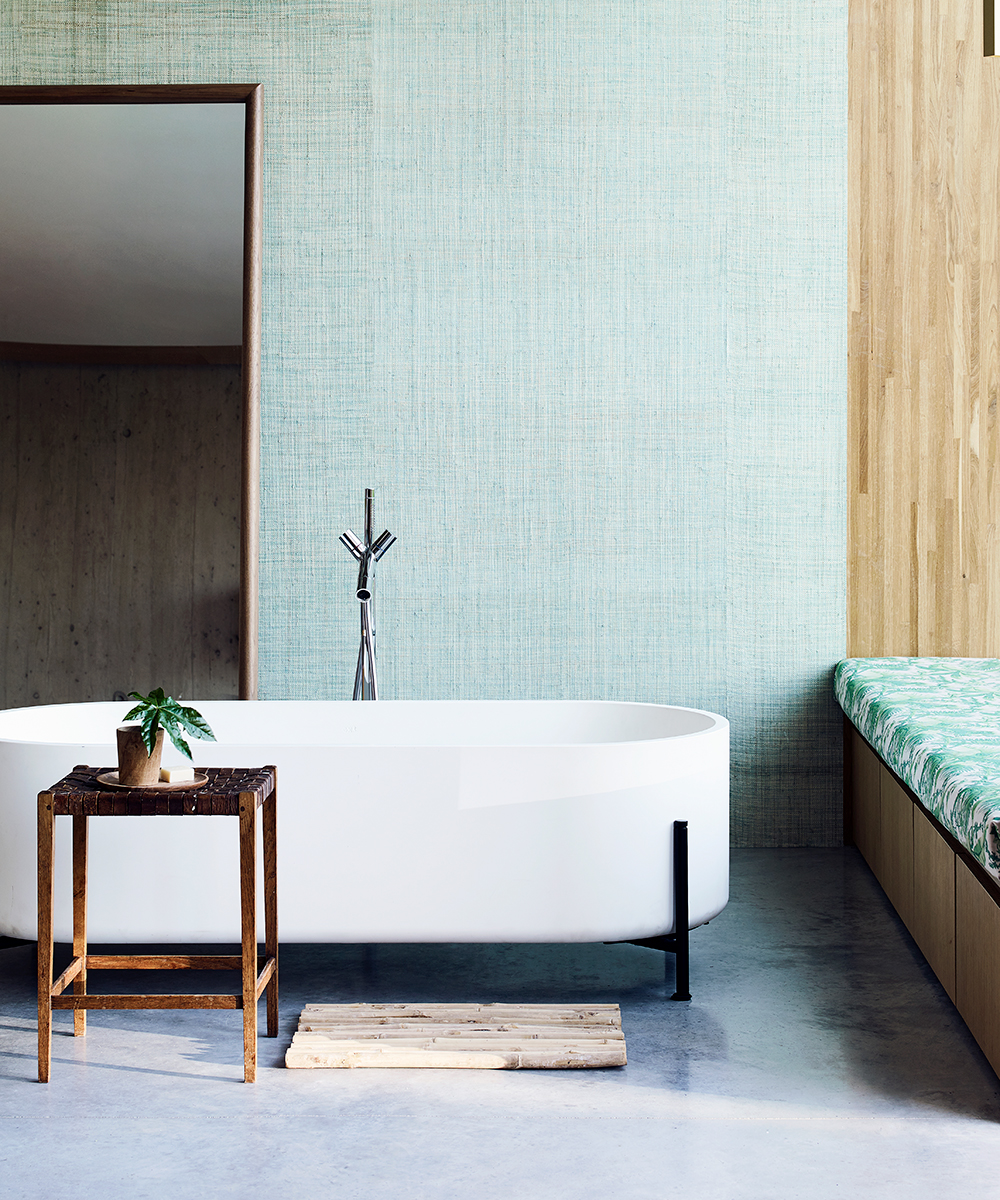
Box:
[37,765,277,1083]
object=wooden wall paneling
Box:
[189,367,243,698]
[2,365,85,703]
[107,365,241,701]
[848,723,882,873]
[911,805,957,999]
[955,856,1000,1076]
[0,366,16,692]
[72,366,115,692]
[849,0,1000,656]
[0,362,240,707]
[878,769,914,929]
[111,367,152,689]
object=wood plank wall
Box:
[0,362,241,707]
[849,0,1000,655]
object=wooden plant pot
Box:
[116,724,164,786]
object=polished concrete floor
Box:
[3,848,1000,1198]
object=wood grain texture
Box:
[49,957,83,997]
[0,344,242,366]
[0,85,261,105]
[254,957,277,1001]
[263,787,278,1037]
[84,955,243,971]
[298,1003,623,1025]
[911,804,957,999]
[72,815,87,1035]
[849,0,1000,655]
[849,723,882,873]
[956,856,1000,1076]
[878,770,915,928]
[0,363,241,706]
[286,1003,626,1070]
[36,794,53,1083]
[50,994,242,1010]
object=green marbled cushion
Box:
[835,658,1000,878]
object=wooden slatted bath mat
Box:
[285,1003,626,1069]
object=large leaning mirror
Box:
[0,84,261,705]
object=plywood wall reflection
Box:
[0,362,241,707]
[850,0,1000,656]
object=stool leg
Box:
[72,814,88,1036]
[37,795,54,1083]
[239,796,257,1082]
[264,787,278,1038]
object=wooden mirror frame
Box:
[0,83,261,699]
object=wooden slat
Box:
[301,1003,621,1016]
[51,994,241,1010]
[255,957,276,1001]
[291,1031,622,1044]
[50,956,84,997]
[295,1026,623,1041]
[299,1012,622,1026]
[285,1040,625,1070]
[85,955,243,971]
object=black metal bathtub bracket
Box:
[606,819,692,1001]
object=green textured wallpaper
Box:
[1,0,846,845]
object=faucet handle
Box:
[340,530,363,560]
[372,530,396,561]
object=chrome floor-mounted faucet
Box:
[340,489,396,700]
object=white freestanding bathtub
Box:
[0,700,728,944]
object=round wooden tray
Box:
[95,771,208,791]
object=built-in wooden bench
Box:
[845,720,1000,1075]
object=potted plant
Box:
[116,688,216,786]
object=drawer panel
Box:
[956,858,1000,1077]
[879,769,914,929]
[911,805,956,1000]
[849,724,882,876]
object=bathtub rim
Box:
[0,697,729,749]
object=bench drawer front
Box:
[911,806,956,1000]
[879,770,914,930]
[849,724,882,875]
[956,859,1000,1077]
